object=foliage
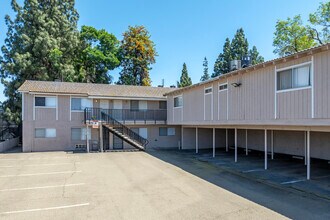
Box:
[0,0,80,124]
[249,46,264,65]
[200,57,210,81]
[212,38,232,77]
[77,26,120,83]
[177,63,192,88]
[308,2,330,44]
[117,25,157,86]
[273,15,316,56]
[231,28,249,60]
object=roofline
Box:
[164,43,330,96]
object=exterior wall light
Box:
[231,82,242,87]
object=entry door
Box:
[113,100,123,120]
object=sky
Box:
[0,0,325,102]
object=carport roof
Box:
[18,80,177,100]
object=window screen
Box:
[35,97,46,106]
[159,127,167,136]
[35,128,56,138]
[35,97,56,107]
[167,128,175,136]
[277,64,311,91]
[71,98,82,110]
[174,96,183,107]
[219,84,228,91]
[205,88,212,94]
[159,101,167,109]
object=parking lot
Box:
[0,150,289,220]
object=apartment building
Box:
[165,43,330,180]
[18,81,181,152]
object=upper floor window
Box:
[174,96,183,107]
[159,101,167,109]
[219,83,228,91]
[277,64,311,91]
[71,98,92,111]
[205,87,212,94]
[130,100,139,110]
[35,97,56,107]
[35,128,56,138]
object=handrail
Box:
[84,108,149,147]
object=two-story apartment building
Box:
[18,81,181,152]
[165,43,330,180]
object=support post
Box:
[212,128,215,158]
[307,130,310,180]
[264,129,268,170]
[234,128,237,162]
[100,123,104,152]
[304,131,307,165]
[196,127,198,154]
[181,126,183,150]
[226,129,228,152]
[86,125,90,153]
[245,129,248,156]
[271,130,274,160]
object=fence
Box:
[0,137,19,152]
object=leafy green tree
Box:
[273,15,316,56]
[177,63,192,88]
[308,2,330,44]
[249,46,264,65]
[0,0,80,124]
[212,38,231,77]
[117,25,157,86]
[76,26,120,83]
[200,57,210,81]
[231,28,249,60]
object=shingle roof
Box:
[18,80,177,99]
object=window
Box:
[277,64,311,91]
[159,101,167,109]
[130,100,139,110]
[219,83,228,91]
[71,98,92,110]
[71,128,91,141]
[35,128,56,138]
[174,96,183,107]
[205,88,212,94]
[159,127,175,136]
[35,97,56,107]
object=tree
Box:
[76,26,120,83]
[308,2,330,44]
[177,63,192,88]
[117,25,157,86]
[273,15,316,56]
[231,28,249,60]
[0,0,80,124]
[212,38,231,77]
[249,46,264,65]
[200,57,210,81]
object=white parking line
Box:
[0,183,85,192]
[0,157,79,161]
[281,179,306,185]
[0,203,90,215]
[242,169,265,173]
[0,162,80,168]
[0,171,82,178]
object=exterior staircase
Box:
[84,108,148,151]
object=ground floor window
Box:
[35,128,56,138]
[71,127,91,141]
[159,127,175,136]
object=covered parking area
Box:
[181,125,330,181]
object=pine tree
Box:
[117,26,157,86]
[249,46,264,65]
[200,57,210,81]
[177,63,192,88]
[0,0,80,124]
[231,28,249,60]
[212,38,231,77]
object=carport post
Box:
[196,127,198,154]
[307,130,310,180]
[245,129,248,156]
[304,131,307,165]
[86,125,90,153]
[234,128,237,162]
[226,129,228,152]
[271,130,274,160]
[100,123,104,152]
[212,128,215,158]
[264,129,268,170]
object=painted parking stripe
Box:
[242,169,265,173]
[281,179,306,185]
[0,162,80,168]
[0,157,79,161]
[0,171,82,178]
[0,203,90,215]
[0,183,85,192]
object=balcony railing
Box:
[84,108,167,124]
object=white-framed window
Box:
[174,96,183,108]
[35,96,56,108]
[205,87,213,94]
[71,127,91,141]
[219,83,228,91]
[159,127,175,136]
[71,98,92,111]
[277,64,311,91]
[35,128,56,138]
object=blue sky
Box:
[0,0,325,102]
